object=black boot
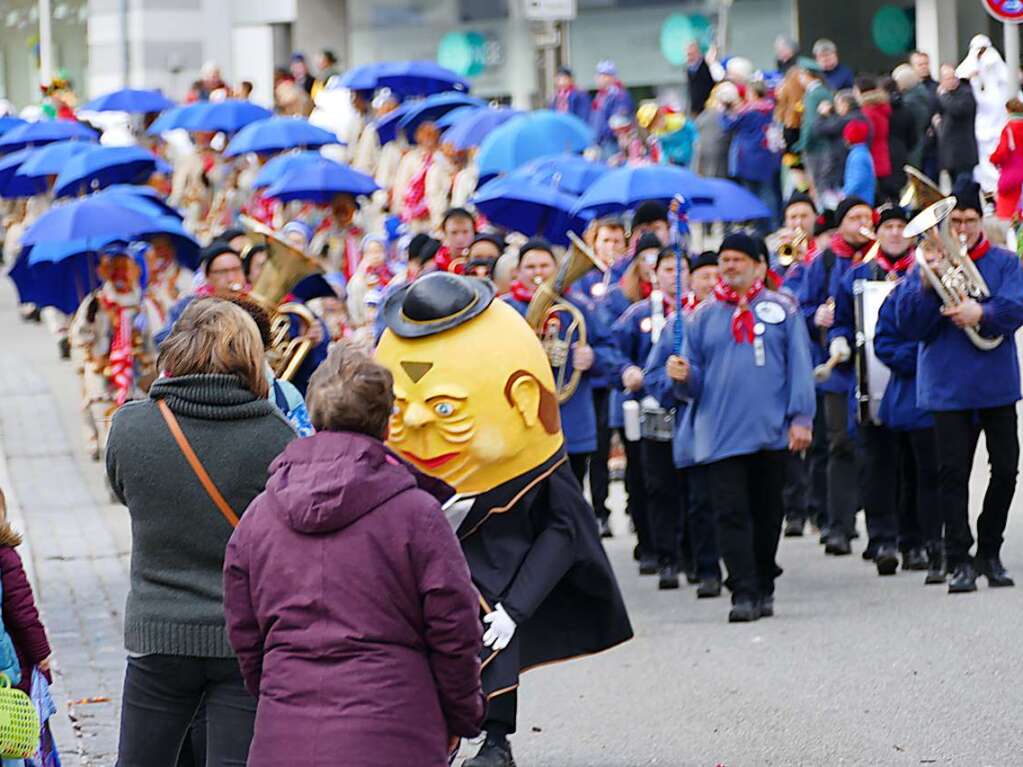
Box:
[975,556,1015,588]
[758,595,775,617]
[948,562,978,594]
[464,736,516,767]
[784,517,805,537]
[825,531,851,556]
[728,595,760,623]
[696,576,722,598]
[902,547,929,571]
[638,554,658,576]
[924,543,946,585]
[597,517,613,538]
[874,544,899,576]
[657,563,680,590]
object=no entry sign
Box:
[983,0,1023,23]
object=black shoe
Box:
[685,566,700,585]
[758,595,774,617]
[925,544,946,585]
[597,517,613,538]
[875,545,899,576]
[784,517,805,537]
[975,557,1015,588]
[825,532,851,556]
[728,596,760,623]
[464,738,516,767]
[638,555,658,576]
[58,337,71,360]
[818,525,831,545]
[658,564,680,590]
[902,547,929,571]
[948,563,978,594]
[861,541,878,561]
[696,576,722,598]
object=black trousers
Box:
[641,438,683,565]
[706,450,787,600]
[782,450,810,523]
[808,391,829,527]
[902,428,942,547]
[485,690,518,735]
[117,655,255,767]
[569,452,591,488]
[589,387,612,519]
[933,406,1019,566]
[624,438,653,555]
[685,465,722,579]
[824,391,859,537]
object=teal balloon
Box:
[660,13,714,65]
[872,5,914,56]
[437,31,487,78]
[689,14,713,51]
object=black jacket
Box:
[687,59,715,116]
[887,92,919,188]
[937,81,979,173]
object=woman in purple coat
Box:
[224,343,485,767]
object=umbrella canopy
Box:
[146,105,188,135]
[0,120,99,153]
[251,151,325,190]
[435,105,483,130]
[397,93,485,138]
[374,102,415,146]
[337,63,380,93]
[22,196,162,248]
[477,111,594,177]
[263,157,379,204]
[442,107,521,151]
[15,247,102,314]
[472,176,588,246]
[224,116,340,157]
[53,145,158,198]
[95,188,199,269]
[99,185,184,220]
[0,148,44,198]
[15,140,94,179]
[0,117,26,137]
[151,100,272,134]
[81,88,176,114]
[571,165,716,218]
[687,178,771,222]
[337,60,470,97]
[511,153,610,196]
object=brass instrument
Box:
[524,231,606,403]
[777,227,808,267]
[903,197,1003,351]
[899,166,944,212]
[859,226,880,264]
[239,215,326,380]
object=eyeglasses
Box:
[949,216,981,227]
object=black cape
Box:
[456,449,633,698]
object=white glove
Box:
[829,336,851,363]
[482,603,517,651]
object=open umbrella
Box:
[337,63,380,93]
[687,178,771,222]
[571,165,716,218]
[224,116,340,157]
[397,93,485,138]
[53,145,158,198]
[146,105,188,135]
[0,120,99,153]
[95,188,199,269]
[477,111,594,177]
[0,148,44,198]
[374,102,415,146]
[472,176,589,246]
[263,157,379,204]
[337,60,469,96]
[22,196,162,248]
[159,100,272,134]
[251,151,325,190]
[15,246,102,314]
[0,117,26,137]
[100,185,184,220]
[15,140,94,179]
[81,88,176,114]
[510,153,610,196]
[435,105,483,130]
[442,107,521,151]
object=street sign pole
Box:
[1006,21,1021,96]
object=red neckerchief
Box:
[433,245,467,275]
[829,233,867,262]
[98,291,137,405]
[592,80,625,111]
[555,87,574,113]
[640,279,653,299]
[508,280,534,303]
[968,237,991,262]
[874,250,915,275]
[713,278,765,344]
[681,292,701,316]
[401,152,433,223]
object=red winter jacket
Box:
[860,90,893,178]
[0,543,52,693]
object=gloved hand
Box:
[482,603,517,651]
[829,336,851,363]
[814,302,835,328]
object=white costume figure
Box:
[957,34,1010,192]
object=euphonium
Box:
[899,165,945,211]
[777,227,808,266]
[903,197,1003,351]
[525,231,605,403]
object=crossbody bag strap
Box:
[157,399,239,528]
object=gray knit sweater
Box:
[106,374,295,657]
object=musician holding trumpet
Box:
[894,182,1023,593]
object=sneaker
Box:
[947,562,978,594]
[464,737,516,767]
[975,556,1015,588]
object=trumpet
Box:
[859,226,881,264]
[777,227,808,266]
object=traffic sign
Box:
[524,0,577,21]
[982,0,1023,23]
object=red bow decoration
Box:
[713,279,765,344]
[99,295,136,405]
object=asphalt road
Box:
[0,280,1020,766]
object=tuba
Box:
[239,215,326,380]
[903,197,1003,352]
[525,231,606,403]
[900,166,944,212]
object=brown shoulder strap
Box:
[157,399,239,528]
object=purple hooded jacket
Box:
[223,431,485,767]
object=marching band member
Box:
[464,233,505,279]
[895,184,1023,593]
[309,192,363,280]
[629,200,671,246]
[777,192,819,299]
[433,207,477,274]
[156,242,247,345]
[797,197,874,555]
[142,235,193,334]
[393,121,449,232]
[829,205,929,575]
[577,216,627,301]
[669,233,815,621]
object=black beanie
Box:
[876,204,909,227]
[634,231,663,255]
[632,200,668,229]
[784,191,817,215]
[952,180,983,215]
[417,237,442,265]
[200,243,239,274]
[835,196,871,226]
[518,237,554,264]
[407,232,432,262]
[814,209,837,236]
[690,250,719,272]
[719,232,766,263]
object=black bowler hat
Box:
[382,272,496,339]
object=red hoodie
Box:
[859,90,892,179]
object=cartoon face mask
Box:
[375,275,563,495]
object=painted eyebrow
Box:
[424,389,469,401]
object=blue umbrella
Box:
[263,157,379,204]
[22,196,162,247]
[53,145,158,198]
[687,178,770,222]
[224,117,340,157]
[251,151,325,190]
[0,121,99,153]
[375,102,416,146]
[337,63,382,92]
[0,117,26,137]
[17,246,102,314]
[435,105,483,130]
[442,107,521,151]
[337,60,469,96]
[99,185,184,220]
[472,176,588,246]
[0,149,44,198]
[510,153,610,195]
[15,140,94,179]
[146,105,188,135]
[571,165,716,218]
[154,100,272,134]
[477,111,594,177]
[397,93,485,137]
[81,88,176,114]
